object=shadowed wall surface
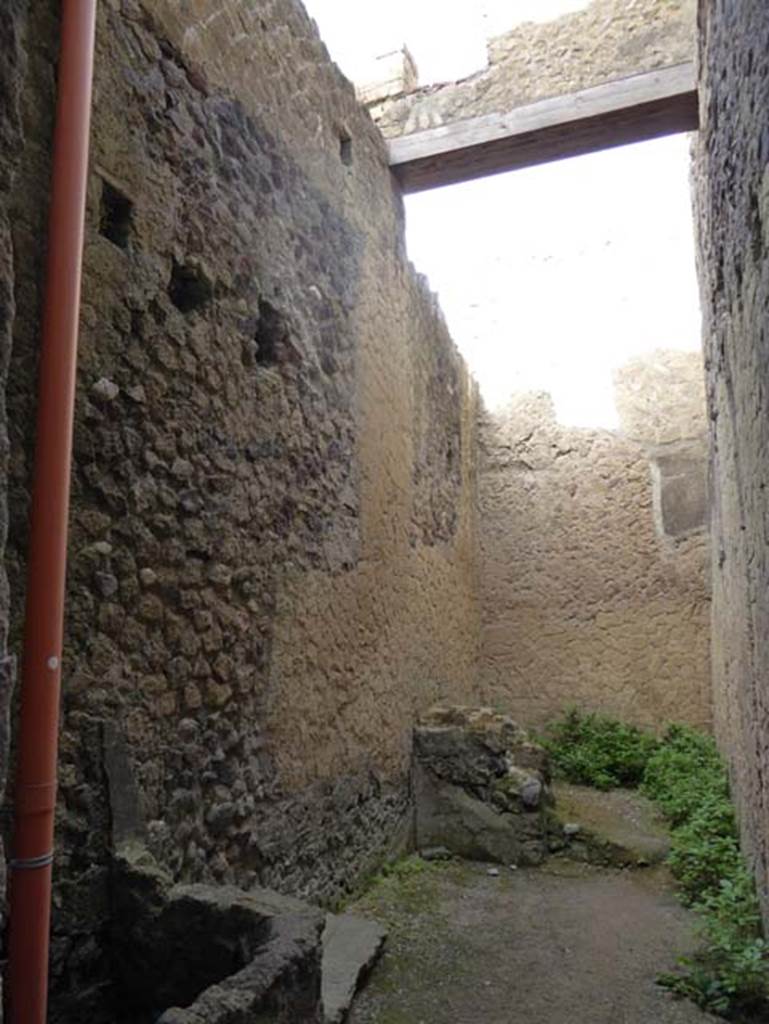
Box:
[695,0,769,928]
[0,4,26,1021]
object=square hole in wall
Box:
[99,179,134,249]
[168,259,214,314]
[254,299,285,365]
[339,133,353,167]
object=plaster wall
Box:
[479,351,711,732]
[695,0,769,927]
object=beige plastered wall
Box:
[479,350,711,732]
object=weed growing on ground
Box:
[657,866,769,1017]
[543,711,769,1019]
[540,707,659,789]
[641,724,728,825]
[378,856,430,882]
[642,726,769,1019]
[353,855,444,924]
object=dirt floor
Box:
[347,857,719,1024]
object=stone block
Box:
[652,451,708,538]
[356,48,418,106]
[112,849,324,1022]
[413,706,550,865]
[321,913,387,1024]
[415,765,547,865]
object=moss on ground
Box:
[352,855,476,924]
[346,855,480,1021]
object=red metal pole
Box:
[7,3,96,1021]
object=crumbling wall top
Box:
[365,0,696,139]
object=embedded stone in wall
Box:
[652,449,708,539]
[413,706,551,865]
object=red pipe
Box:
[7,3,97,1021]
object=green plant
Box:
[644,728,769,1018]
[659,869,769,1017]
[541,708,659,789]
[641,724,729,826]
[379,855,429,882]
[544,713,769,1018]
[669,829,742,907]
[352,855,444,922]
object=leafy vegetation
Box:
[543,711,769,1019]
[541,708,660,789]
[657,868,769,1017]
[641,724,729,825]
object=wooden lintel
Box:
[388,63,699,193]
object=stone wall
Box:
[367,0,696,138]
[695,0,769,927]
[479,350,711,732]
[0,4,26,1021]
[3,1,480,1017]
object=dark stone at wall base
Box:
[111,846,324,1023]
[413,706,551,865]
[414,765,547,865]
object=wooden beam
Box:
[388,63,699,193]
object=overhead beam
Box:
[388,62,699,193]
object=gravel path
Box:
[347,858,719,1024]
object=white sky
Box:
[304,0,701,429]
[304,0,592,84]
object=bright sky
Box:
[304,0,701,429]
[405,136,700,426]
[304,0,592,84]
